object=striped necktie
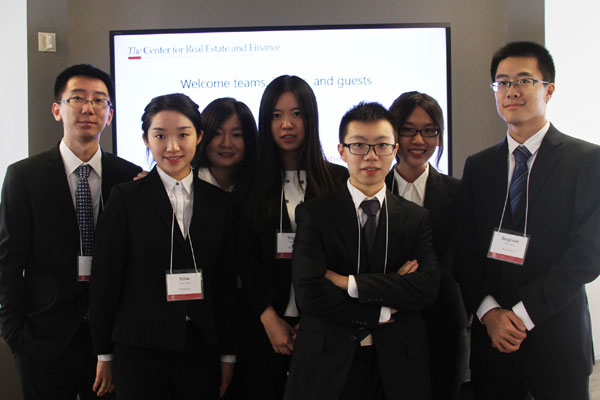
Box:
[508,145,532,216]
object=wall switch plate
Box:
[38,32,56,52]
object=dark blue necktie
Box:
[508,145,532,216]
[76,165,94,256]
[360,199,380,260]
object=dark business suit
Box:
[455,125,600,399]
[234,163,348,400]
[386,166,468,400]
[0,144,141,399]
[284,185,440,400]
[89,167,236,399]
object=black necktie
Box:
[360,199,380,260]
[508,145,532,216]
[76,165,94,256]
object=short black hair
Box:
[339,102,396,143]
[490,41,555,83]
[141,93,202,140]
[54,64,114,101]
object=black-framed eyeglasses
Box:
[490,78,549,92]
[343,143,396,156]
[398,127,440,138]
[58,96,112,110]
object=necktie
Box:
[508,145,532,216]
[360,199,380,260]
[76,165,94,256]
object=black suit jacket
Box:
[0,145,141,360]
[284,186,440,400]
[386,166,468,331]
[455,125,600,381]
[89,168,236,355]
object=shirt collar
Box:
[393,163,429,201]
[156,166,194,196]
[346,178,386,212]
[59,139,102,177]
[506,121,550,157]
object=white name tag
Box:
[487,229,530,265]
[78,255,92,282]
[165,269,204,301]
[276,232,295,259]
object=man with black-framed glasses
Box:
[0,64,141,400]
[455,41,600,399]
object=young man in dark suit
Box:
[0,64,141,399]
[455,41,600,399]
[285,102,440,400]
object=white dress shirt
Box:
[476,121,550,331]
[345,179,391,323]
[393,163,429,207]
[197,167,234,192]
[157,167,194,238]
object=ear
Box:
[196,130,204,145]
[337,143,347,162]
[142,133,150,149]
[545,82,555,102]
[105,108,114,126]
[52,103,62,122]
[392,143,399,158]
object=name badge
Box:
[276,232,295,259]
[78,255,92,282]
[487,229,530,265]
[165,269,204,301]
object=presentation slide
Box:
[111,25,450,173]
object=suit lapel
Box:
[331,187,361,275]
[100,151,117,201]
[189,174,208,240]
[423,165,443,211]
[46,146,78,229]
[370,196,389,273]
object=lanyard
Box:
[356,195,389,274]
[169,211,200,275]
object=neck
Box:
[351,178,384,198]
[209,165,234,190]
[63,137,99,162]
[395,160,426,183]
[280,150,299,171]
[507,118,547,144]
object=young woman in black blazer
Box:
[90,93,237,400]
[236,75,348,400]
[385,91,469,400]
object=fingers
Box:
[507,311,527,332]
[397,260,419,275]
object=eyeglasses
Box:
[58,96,112,110]
[398,127,440,138]
[490,78,549,92]
[343,143,396,156]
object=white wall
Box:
[0,1,29,186]
[545,0,600,359]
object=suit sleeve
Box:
[89,185,129,355]
[0,165,28,352]
[519,146,600,326]
[292,204,385,329]
[353,210,440,311]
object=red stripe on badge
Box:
[488,252,523,264]
[276,252,292,259]
[78,275,90,281]
[167,293,204,301]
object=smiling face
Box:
[271,91,305,157]
[494,56,554,139]
[143,110,202,181]
[397,106,439,175]
[206,113,245,169]
[338,119,398,197]
[52,76,113,146]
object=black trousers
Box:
[113,323,220,400]
[339,345,386,400]
[14,322,109,400]
[429,328,469,400]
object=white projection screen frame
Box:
[110,24,452,174]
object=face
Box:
[207,113,245,169]
[52,76,114,145]
[397,106,439,172]
[271,92,305,154]
[338,120,398,196]
[494,56,554,134]
[143,110,202,181]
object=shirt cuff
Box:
[347,275,359,298]
[512,301,535,331]
[97,354,113,361]
[476,295,501,323]
[221,354,236,363]
[379,306,391,323]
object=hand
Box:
[325,269,349,290]
[133,170,149,181]
[481,308,527,353]
[260,306,295,355]
[397,260,418,275]
[92,360,115,396]
[219,361,234,398]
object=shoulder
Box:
[428,167,460,196]
[325,161,349,181]
[301,186,347,214]
[8,147,56,172]
[546,126,600,154]
[102,151,142,176]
